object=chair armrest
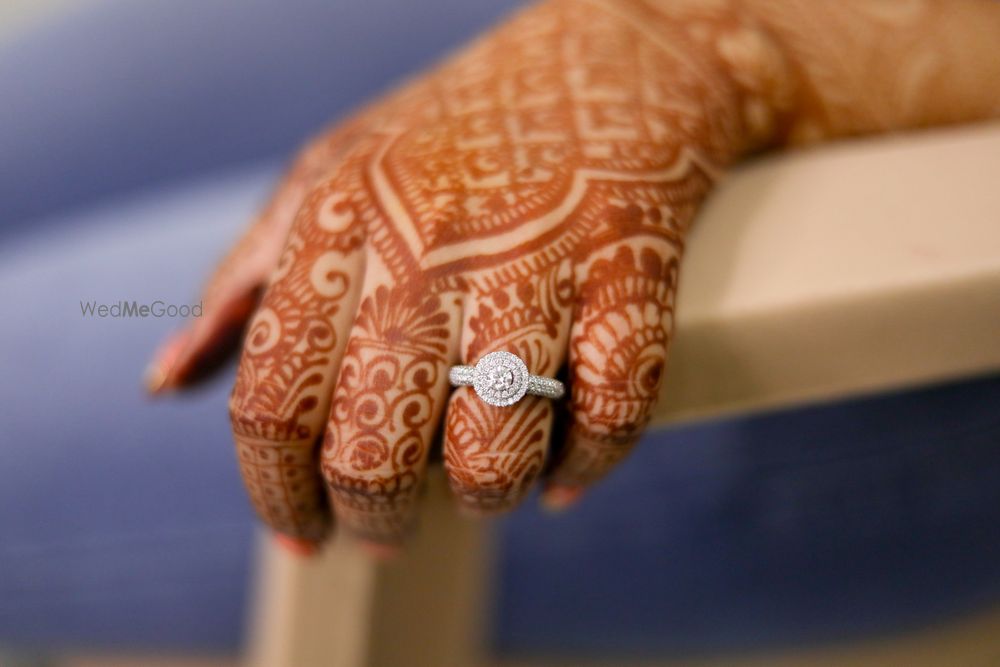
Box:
[658,123,1000,423]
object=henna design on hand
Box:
[338,0,731,534]
[148,0,1000,543]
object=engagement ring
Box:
[449,350,565,407]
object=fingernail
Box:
[359,540,401,561]
[540,485,584,513]
[143,362,167,395]
[144,329,190,395]
[275,533,320,558]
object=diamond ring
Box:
[448,350,566,407]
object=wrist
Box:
[598,0,796,160]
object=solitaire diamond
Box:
[472,351,529,407]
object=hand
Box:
[147,0,1000,550]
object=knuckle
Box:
[321,437,418,505]
[324,467,407,503]
[228,395,315,443]
[445,447,544,495]
[322,456,419,538]
[446,463,540,514]
[574,395,648,443]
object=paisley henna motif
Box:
[553,244,680,487]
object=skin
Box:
[147,0,1000,551]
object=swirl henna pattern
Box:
[322,287,458,539]
[146,0,1000,545]
[228,147,372,540]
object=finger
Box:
[229,168,367,542]
[544,241,680,508]
[147,123,367,394]
[321,282,461,545]
[444,264,574,515]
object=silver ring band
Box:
[449,350,565,407]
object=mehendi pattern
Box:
[171,0,1000,541]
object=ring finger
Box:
[443,262,574,515]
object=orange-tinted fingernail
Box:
[540,485,584,513]
[359,540,401,561]
[275,533,320,558]
[144,329,190,395]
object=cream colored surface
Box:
[659,121,1000,422]
[247,469,490,667]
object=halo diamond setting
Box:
[471,351,530,407]
[449,350,565,407]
